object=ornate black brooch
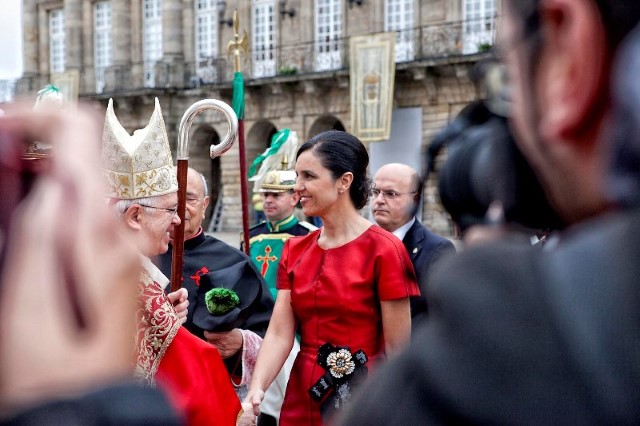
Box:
[308,343,368,408]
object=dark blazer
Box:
[402,217,456,330]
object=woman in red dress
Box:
[239,131,420,425]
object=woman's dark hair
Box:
[297,130,371,210]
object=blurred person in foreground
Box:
[432,98,562,247]
[371,163,455,330]
[339,0,640,424]
[0,105,180,424]
[238,130,420,426]
[102,98,240,424]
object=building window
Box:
[94,1,112,93]
[252,0,275,78]
[384,0,414,62]
[315,0,342,71]
[143,0,163,87]
[195,0,217,59]
[462,0,496,54]
[195,0,218,82]
[49,8,65,74]
[0,80,16,104]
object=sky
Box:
[0,0,23,80]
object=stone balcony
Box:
[82,17,494,99]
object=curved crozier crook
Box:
[170,99,238,292]
[177,99,239,160]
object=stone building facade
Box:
[17,0,498,236]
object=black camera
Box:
[429,100,564,234]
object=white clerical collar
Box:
[141,255,170,290]
[392,217,416,241]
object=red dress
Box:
[276,226,420,425]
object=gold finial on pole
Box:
[227,10,249,73]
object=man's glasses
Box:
[370,188,417,200]
[137,204,179,216]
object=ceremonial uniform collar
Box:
[267,214,298,233]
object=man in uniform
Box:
[246,169,316,298]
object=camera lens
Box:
[435,102,564,233]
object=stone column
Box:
[182,0,194,62]
[159,0,184,87]
[16,0,40,94]
[162,0,183,59]
[64,0,83,70]
[81,1,94,93]
[129,0,144,88]
[181,0,196,82]
[105,0,133,91]
[38,6,49,76]
[112,0,132,66]
[22,0,39,75]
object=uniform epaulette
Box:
[249,221,266,231]
[241,222,268,247]
[299,221,319,232]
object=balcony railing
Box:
[80,17,495,95]
[191,17,495,86]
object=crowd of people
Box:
[3,0,640,424]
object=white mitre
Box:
[101,97,178,199]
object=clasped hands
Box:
[203,328,243,359]
[236,389,264,426]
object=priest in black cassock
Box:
[155,168,274,397]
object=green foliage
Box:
[278,66,298,76]
[477,42,493,53]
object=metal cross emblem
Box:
[256,245,278,276]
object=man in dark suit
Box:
[372,163,455,330]
[339,1,640,424]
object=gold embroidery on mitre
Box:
[101,98,178,200]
